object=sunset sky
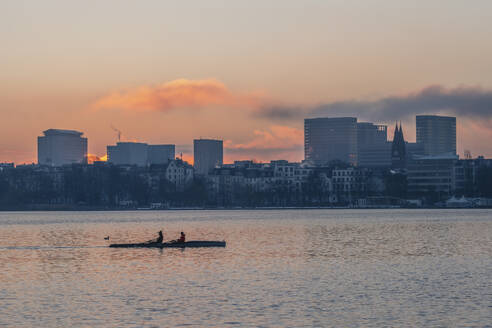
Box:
[1,0,492,164]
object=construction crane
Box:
[110,125,122,142]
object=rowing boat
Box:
[109,240,226,248]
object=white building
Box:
[332,167,370,194]
[38,129,88,166]
[164,159,194,191]
[193,139,223,175]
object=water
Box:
[0,209,491,327]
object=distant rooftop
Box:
[43,129,84,136]
[115,141,147,146]
[412,152,459,160]
[194,138,223,141]
[416,115,456,119]
[305,117,357,121]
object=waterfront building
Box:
[332,167,370,195]
[206,160,316,205]
[193,139,223,175]
[453,157,492,195]
[416,115,456,156]
[164,159,194,192]
[38,129,88,166]
[0,163,14,168]
[304,117,358,166]
[407,153,459,197]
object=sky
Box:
[1,0,492,164]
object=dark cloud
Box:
[176,144,192,153]
[254,106,302,120]
[257,85,492,122]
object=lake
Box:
[0,209,491,327]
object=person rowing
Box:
[170,232,186,243]
[147,230,163,244]
[157,230,164,243]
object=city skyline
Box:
[0,112,476,166]
[2,1,492,164]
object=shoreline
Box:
[1,206,491,212]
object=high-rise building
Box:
[304,117,358,166]
[38,129,88,166]
[357,122,391,167]
[107,142,148,166]
[193,139,223,175]
[148,144,175,165]
[416,115,456,156]
[106,142,177,166]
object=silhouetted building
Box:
[407,153,459,197]
[38,129,88,166]
[148,144,175,165]
[163,159,194,191]
[107,142,148,166]
[406,142,425,159]
[107,142,176,166]
[391,123,407,169]
[416,115,456,156]
[304,117,358,166]
[357,123,391,167]
[0,163,14,171]
[194,139,223,175]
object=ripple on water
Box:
[0,209,491,327]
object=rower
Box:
[156,230,163,243]
[177,232,185,243]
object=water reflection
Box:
[0,209,490,327]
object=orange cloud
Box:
[92,79,264,112]
[225,125,303,150]
[223,125,304,163]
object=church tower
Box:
[391,122,407,170]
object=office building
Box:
[357,123,391,167]
[148,144,175,165]
[194,139,223,175]
[107,142,148,166]
[416,115,456,156]
[406,142,424,158]
[407,153,459,196]
[304,117,358,166]
[38,129,88,166]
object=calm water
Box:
[0,209,491,327]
